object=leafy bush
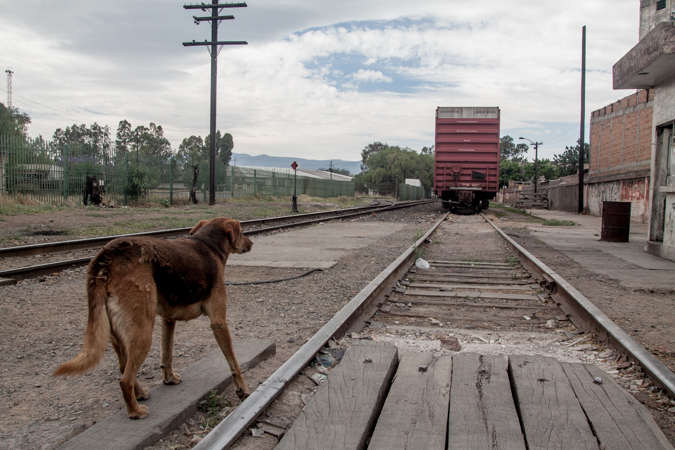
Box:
[124,164,152,201]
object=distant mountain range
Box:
[231,153,362,175]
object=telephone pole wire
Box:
[183,1,247,205]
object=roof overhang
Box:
[613,22,675,90]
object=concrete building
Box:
[613,0,675,261]
[587,89,654,222]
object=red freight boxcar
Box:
[434,106,500,213]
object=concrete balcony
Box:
[613,21,675,90]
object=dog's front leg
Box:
[160,318,181,385]
[210,321,250,399]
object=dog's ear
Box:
[190,220,209,235]
[221,220,237,245]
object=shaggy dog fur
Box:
[54,217,252,419]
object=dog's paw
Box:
[135,386,150,400]
[128,405,149,420]
[163,373,181,385]
[236,388,250,400]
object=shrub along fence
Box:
[0,135,357,205]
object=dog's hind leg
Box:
[108,272,156,419]
[160,318,181,385]
[206,299,250,399]
[111,338,150,401]
[118,327,153,419]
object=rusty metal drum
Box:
[601,201,631,242]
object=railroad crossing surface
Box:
[278,340,673,450]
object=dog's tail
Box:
[53,267,110,376]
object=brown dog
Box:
[54,217,252,419]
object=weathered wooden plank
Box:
[408,283,533,291]
[448,354,526,450]
[276,341,398,450]
[508,355,597,450]
[58,339,275,450]
[405,298,552,310]
[411,275,530,285]
[426,260,511,266]
[386,308,550,325]
[368,354,452,450]
[561,362,675,450]
[431,264,517,271]
[408,271,531,280]
[405,290,538,301]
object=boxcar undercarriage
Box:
[440,189,494,214]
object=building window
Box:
[656,0,667,11]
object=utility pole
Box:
[578,25,586,214]
[5,69,13,107]
[519,137,543,193]
[183,1,247,205]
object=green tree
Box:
[499,160,524,188]
[114,120,172,164]
[177,135,206,204]
[360,141,389,170]
[553,139,590,177]
[204,131,233,166]
[354,144,434,192]
[524,158,559,182]
[500,135,529,162]
[52,122,113,164]
[0,102,30,141]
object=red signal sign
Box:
[291,161,298,170]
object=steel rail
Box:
[0,200,433,281]
[482,213,675,398]
[0,200,400,259]
[193,212,451,450]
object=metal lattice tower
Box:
[5,69,13,107]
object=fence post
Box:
[253,169,257,196]
[63,145,69,202]
[231,165,235,197]
[272,171,276,197]
[169,162,174,205]
[124,152,129,206]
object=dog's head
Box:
[189,217,252,255]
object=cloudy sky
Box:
[1,0,641,164]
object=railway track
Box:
[0,199,431,281]
[10,205,671,449]
[192,210,675,450]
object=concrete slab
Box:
[522,209,675,290]
[58,339,275,450]
[229,222,407,269]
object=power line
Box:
[0,86,95,124]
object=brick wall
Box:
[589,89,654,181]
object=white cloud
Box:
[351,70,392,83]
[0,0,640,160]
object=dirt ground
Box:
[1,202,674,449]
[0,195,364,248]
[0,202,445,449]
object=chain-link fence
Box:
[0,135,357,205]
